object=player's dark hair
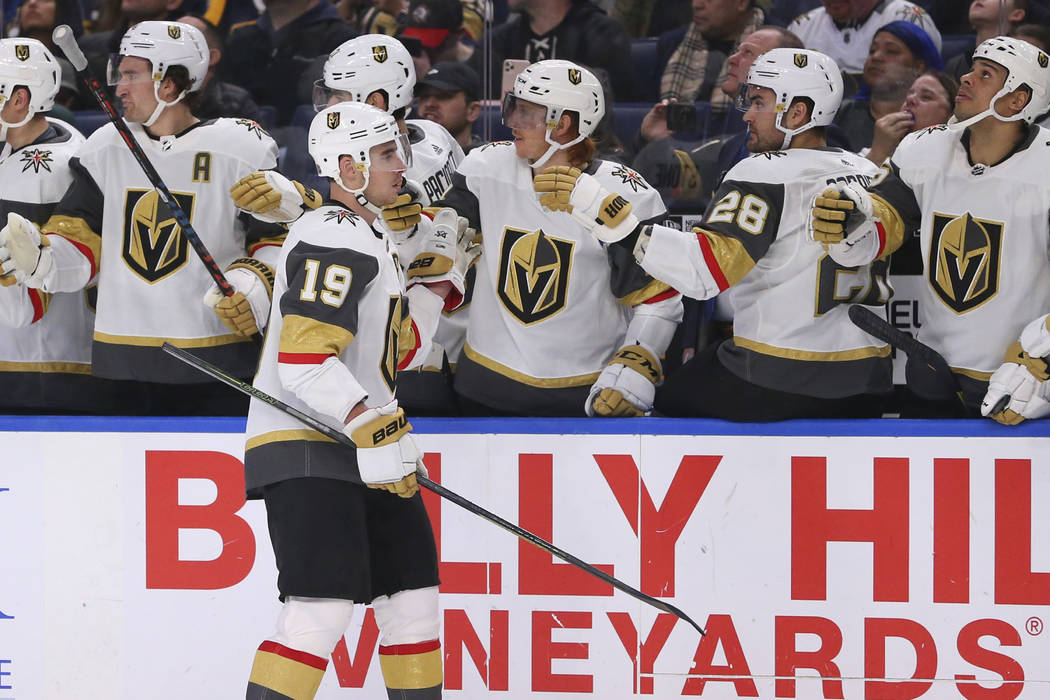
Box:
[163,64,203,113]
[757,25,804,50]
[789,96,815,123]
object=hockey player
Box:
[0,21,284,415]
[433,59,683,416]
[812,36,1050,423]
[231,33,467,414]
[244,101,475,700]
[0,38,112,413]
[617,49,892,420]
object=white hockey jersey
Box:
[643,147,892,398]
[872,124,1050,379]
[0,118,108,411]
[788,0,941,74]
[244,203,441,494]
[446,142,672,414]
[41,117,281,383]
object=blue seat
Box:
[941,34,975,64]
[71,110,110,136]
[632,38,661,102]
[256,105,276,131]
[291,103,315,130]
[472,103,512,142]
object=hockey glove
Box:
[534,166,639,244]
[586,344,663,417]
[203,258,275,336]
[230,171,322,224]
[0,212,53,288]
[981,315,1050,425]
[343,400,426,498]
[405,208,481,310]
[381,180,425,233]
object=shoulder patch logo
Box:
[928,212,1003,314]
[373,45,388,63]
[568,68,582,85]
[15,44,29,61]
[497,227,574,325]
[167,24,181,39]
[322,209,358,225]
[793,53,808,68]
[610,165,649,192]
[235,118,264,139]
[327,111,340,129]
[122,188,194,283]
[20,148,53,173]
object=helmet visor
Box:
[501,93,549,130]
[363,132,413,173]
[735,83,781,114]
[312,79,355,113]
[107,54,156,87]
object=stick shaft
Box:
[160,342,706,637]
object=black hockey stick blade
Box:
[161,342,706,637]
[53,25,261,347]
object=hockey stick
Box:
[161,341,707,637]
[848,304,1009,412]
[52,25,260,342]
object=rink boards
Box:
[1,416,1049,699]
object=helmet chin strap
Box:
[0,108,35,143]
[333,168,383,215]
[947,86,1027,131]
[142,81,188,128]
[529,126,586,170]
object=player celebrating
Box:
[0,38,113,412]
[434,59,682,416]
[243,101,474,700]
[812,36,1050,423]
[0,21,284,414]
[621,49,892,420]
[232,33,467,413]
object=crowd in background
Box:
[1,0,1047,419]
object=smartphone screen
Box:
[501,59,531,99]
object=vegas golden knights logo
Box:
[373,46,388,63]
[1040,51,1049,68]
[928,212,1003,313]
[380,296,403,391]
[568,68,582,85]
[327,111,340,129]
[167,24,181,39]
[15,44,29,61]
[497,227,574,325]
[122,189,196,283]
[794,53,808,68]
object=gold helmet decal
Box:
[497,227,574,325]
[167,24,181,39]
[1040,51,1049,68]
[794,53,808,68]
[929,212,1003,313]
[568,68,582,85]
[14,44,29,61]
[373,45,388,63]
[122,188,195,283]
[327,111,340,129]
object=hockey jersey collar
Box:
[139,118,215,142]
[0,120,72,159]
[960,121,1039,169]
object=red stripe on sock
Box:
[257,641,328,671]
[378,639,441,656]
[278,352,332,364]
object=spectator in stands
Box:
[612,0,691,37]
[765,0,818,27]
[219,0,356,125]
[470,0,638,101]
[1014,23,1050,127]
[658,0,766,110]
[788,0,941,87]
[401,0,475,71]
[356,0,406,33]
[945,0,1029,80]
[177,14,262,122]
[865,68,956,164]
[415,61,484,151]
[834,21,942,153]
[10,0,84,53]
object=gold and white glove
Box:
[405,208,481,310]
[230,171,322,224]
[0,212,52,288]
[343,399,427,498]
[981,315,1050,425]
[202,258,275,336]
[381,179,425,233]
[534,166,639,243]
[810,183,883,267]
[586,344,663,417]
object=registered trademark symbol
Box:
[1026,617,1043,635]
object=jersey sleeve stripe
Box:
[277,351,333,364]
[397,318,422,370]
[27,288,46,323]
[696,231,729,291]
[642,288,680,304]
[279,314,354,356]
[45,215,101,279]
